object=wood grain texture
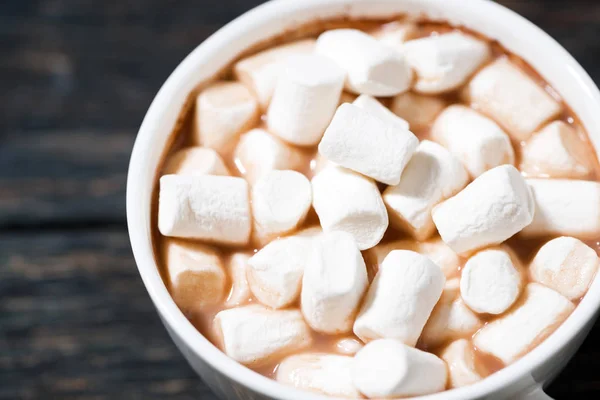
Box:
[1,0,599,399]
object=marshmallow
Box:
[354,250,445,345]
[311,166,388,250]
[473,283,574,364]
[404,32,490,94]
[431,105,515,178]
[460,247,523,314]
[319,103,419,185]
[530,236,599,300]
[465,58,562,140]
[352,339,447,398]
[233,128,308,184]
[214,305,312,366]
[234,39,316,109]
[371,22,419,48]
[520,121,595,179]
[247,236,313,309]
[432,165,535,254]
[353,94,410,130]
[335,338,364,355]
[440,339,482,388]
[316,29,412,96]
[267,54,345,146]
[301,231,369,334]
[420,279,482,348]
[369,238,462,279]
[251,170,312,244]
[521,179,600,239]
[164,240,226,312]
[158,175,251,245]
[163,147,230,176]
[383,140,469,240]
[390,92,446,130]
[277,354,361,398]
[311,152,337,176]
[224,252,252,307]
[193,81,259,154]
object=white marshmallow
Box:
[335,338,364,355]
[369,238,462,279]
[318,103,419,185]
[404,32,490,94]
[316,29,412,96]
[194,81,258,154]
[440,339,482,388]
[163,147,230,176]
[390,92,446,130]
[267,54,345,146]
[234,39,316,109]
[530,236,599,300]
[277,353,361,398]
[164,240,226,312]
[383,140,469,240]
[521,179,600,239]
[158,175,251,245]
[224,252,252,307]
[354,250,445,345]
[352,339,447,398]
[310,152,337,176]
[465,58,562,140]
[371,22,419,48]
[473,283,574,364]
[251,170,312,244]
[214,305,312,366]
[247,236,313,309]
[521,121,595,179]
[432,165,535,254]
[301,231,369,334]
[233,128,308,184]
[311,166,388,250]
[352,94,410,129]
[420,279,482,348]
[460,247,523,314]
[431,105,515,178]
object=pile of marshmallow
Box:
[158,23,600,398]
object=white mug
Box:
[127,0,600,399]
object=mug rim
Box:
[127,0,600,399]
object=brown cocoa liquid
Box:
[150,16,600,390]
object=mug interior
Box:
[127,0,600,399]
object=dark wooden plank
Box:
[0,229,216,400]
[0,0,265,132]
[0,130,133,227]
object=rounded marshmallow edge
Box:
[352,339,447,398]
[311,166,389,250]
[530,236,600,300]
[460,247,523,314]
[252,170,312,243]
[266,53,345,146]
[353,249,446,345]
[301,231,369,334]
[432,164,535,254]
[315,28,413,96]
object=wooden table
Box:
[1,1,599,398]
